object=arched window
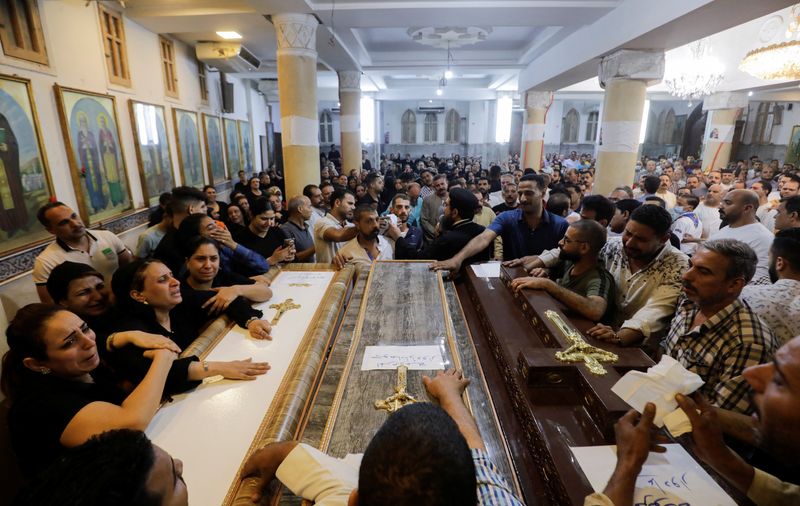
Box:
[752,102,774,145]
[561,108,579,143]
[424,113,438,143]
[401,109,416,144]
[319,110,333,144]
[585,111,599,142]
[655,110,666,144]
[661,108,676,144]
[445,109,460,143]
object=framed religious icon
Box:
[787,125,800,166]
[223,117,242,178]
[172,108,205,188]
[202,113,226,186]
[128,100,176,207]
[238,120,254,176]
[0,74,56,256]
[54,85,133,225]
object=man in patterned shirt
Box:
[661,239,778,413]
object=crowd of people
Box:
[3,145,800,505]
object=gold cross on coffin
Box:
[545,310,619,376]
[268,298,301,325]
[374,365,419,413]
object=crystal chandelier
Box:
[664,39,725,100]
[739,5,800,80]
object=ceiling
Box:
[123,0,800,102]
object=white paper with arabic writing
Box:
[361,345,446,370]
[570,444,735,505]
[470,262,502,278]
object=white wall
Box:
[380,100,470,145]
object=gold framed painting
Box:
[223,117,241,178]
[202,113,226,186]
[54,84,133,225]
[0,74,56,257]
[238,120,254,176]
[172,108,205,188]
[129,100,176,207]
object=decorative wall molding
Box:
[0,208,150,284]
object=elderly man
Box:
[710,190,774,285]
[431,175,568,272]
[33,201,133,303]
[592,336,800,506]
[511,219,614,322]
[742,228,800,345]
[281,196,316,262]
[661,239,777,413]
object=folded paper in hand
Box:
[611,355,704,435]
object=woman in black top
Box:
[204,184,228,221]
[107,259,272,393]
[1,304,176,476]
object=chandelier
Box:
[739,5,800,80]
[664,39,725,100]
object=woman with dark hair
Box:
[204,185,227,221]
[347,176,358,192]
[106,259,271,393]
[182,237,272,313]
[1,304,175,476]
[224,202,247,235]
[177,213,268,277]
[245,177,263,210]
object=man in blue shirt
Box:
[431,175,568,273]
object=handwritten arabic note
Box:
[361,345,446,371]
[570,444,735,506]
[272,271,332,286]
[470,262,502,278]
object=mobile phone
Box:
[214,220,227,230]
[283,238,295,249]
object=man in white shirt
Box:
[742,228,800,345]
[752,180,777,232]
[562,151,579,170]
[33,201,133,304]
[336,205,394,269]
[303,184,326,230]
[655,174,677,209]
[710,189,774,285]
[693,183,723,239]
[671,194,703,256]
[313,188,357,264]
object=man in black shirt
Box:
[358,172,387,212]
[234,198,295,266]
[491,181,518,214]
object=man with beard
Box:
[420,174,449,245]
[590,337,800,506]
[491,181,519,214]
[661,239,777,413]
[313,188,357,264]
[431,175,568,272]
[742,228,800,346]
[509,220,614,322]
[336,205,394,269]
[382,193,422,254]
[391,188,490,263]
[710,190,774,285]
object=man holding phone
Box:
[281,195,316,262]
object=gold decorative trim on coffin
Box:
[172,264,353,506]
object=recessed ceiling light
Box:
[436,88,443,96]
[217,31,242,40]
[444,70,453,80]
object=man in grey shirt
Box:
[281,195,316,262]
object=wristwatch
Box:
[203,360,209,372]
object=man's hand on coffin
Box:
[502,255,544,273]
[510,276,555,294]
[212,358,270,380]
[587,323,618,342]
[423,369,470,405]
[429,257,462,274]
[247,319,273,340]
[242,441,300,503]
[202,286,240,315]
[332,251,353,270]
[614,403,666,469]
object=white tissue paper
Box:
[611,355,704,436]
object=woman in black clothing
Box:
[204,185,228,221]
[225,203,247,236]
[106,259,272,393]
[1,304,176,476]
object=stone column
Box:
[273,13,319,198]
[338,70,361,176]
[594,50,664,197]
[521,90,553,170]
[700,92,748,174]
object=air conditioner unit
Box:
[417,100,444,113]
[196,42,261,73]
[331,107,341,114]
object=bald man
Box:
[710,189,774,285]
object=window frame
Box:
[445,108,460,143]
[424,112,438,143]
[319,110,333,144]
[160,36,179,99]
[401,109,416,144]
[585,111,599,143]
[0,0,48,65]
[197,59,208,103]
[561,108,579,143]
[97,3,131,87]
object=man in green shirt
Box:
[510,219,613,322]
